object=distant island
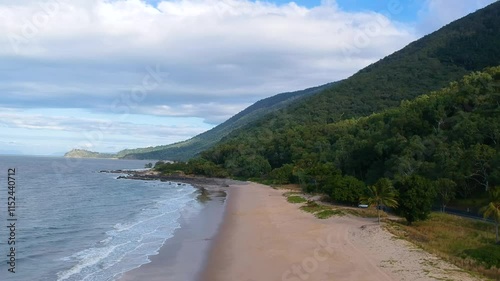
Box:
[64,149,118,159]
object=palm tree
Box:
[480,187,500,244]
[360,178,398,224]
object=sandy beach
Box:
[202,182,483,281]
[116,175,484,281]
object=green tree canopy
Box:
[360,178,398,224]
[480,187,500,244]
[396,175,437,225]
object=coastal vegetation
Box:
[193,67,500,225]
[281,188,500,278]
[299,200,330,214]
[283,195,345,219]
[394,176,437,225]
[286,195,307,204]
[360,178,398,224]
[387,213,500,279]
[480,187,500,243]
[165,2,500,228]
[343,207,385,219]
[315,209,344,219]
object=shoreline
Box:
[100,169,233,188]
[115,172,243,281]
[118,188,226,281]
[111,171,485,281]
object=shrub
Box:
[315,209,344,219]
[287,196,307,203]
[463,245,500,269]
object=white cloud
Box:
[0,0,416,107]
[417,0,497,35]
[0,111,206,137]
[6,0,476,154]
[140,102,249,123]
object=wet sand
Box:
[118,186,228,281]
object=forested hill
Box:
[122,82,335,161]
[190,2,500,182]
[193,2,500,168]
[188,67,500,205]
[65,82,335,160]
[64,149,116,159]
[231,1,500,130]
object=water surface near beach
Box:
[0,156,202,281]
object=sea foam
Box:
[56,181,198,281]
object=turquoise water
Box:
[0,156,201,281]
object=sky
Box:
[0,0,496,155]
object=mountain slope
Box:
[183,67,500,190]
[263,1,500,125]
[65,82,335,160]
[198,1,500,175]
[124,82,335,160]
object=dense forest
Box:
[158,67,500,222]
[163,3,500,209]
[72,2,500,220]
[123,82,336,160]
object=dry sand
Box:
[202,182,484,281]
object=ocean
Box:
[0,156,202,281]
